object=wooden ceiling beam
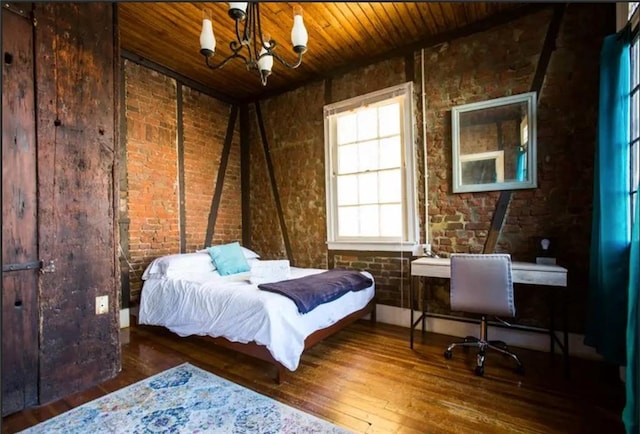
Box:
[120,49,239,105]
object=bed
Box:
[138,246,376,383]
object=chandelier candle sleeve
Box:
[258,32,274,77]
[200,8,215,56]
[228,2,248,20]
[291,5,308,53]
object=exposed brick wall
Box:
[248,104,286,260]
[123,62,241,302]
[330,57,407,104]
[124,61,178,301]
[250,82,328,268]
[333,253,412,307]
[250,4,612,332]
[182,87,242,252]
[423,5,611,330]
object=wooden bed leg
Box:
[371,300,377,325]
[275,363,285,384]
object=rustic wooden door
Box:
[2,7,40,416]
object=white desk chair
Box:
[444,253,524,376]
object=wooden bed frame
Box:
[135,297,377,384]
[192,298,376,383]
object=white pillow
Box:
[249,260,291,285]
[197,245,260,260]
[142,252,216,280]
[241,246,260,260]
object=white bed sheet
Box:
[138,267,375,371]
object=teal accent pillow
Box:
[207,242,250,276]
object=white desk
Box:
[410,257,569,375]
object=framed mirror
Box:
[452,92,537,193]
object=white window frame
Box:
[323,82,418,251]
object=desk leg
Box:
[549,288,556,354]
[563,289,570,378]
[421,276,427,333]
[410,275,414,349]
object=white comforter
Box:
[138,267,375,371]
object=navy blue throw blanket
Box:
[258,269,373,314]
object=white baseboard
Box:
[122,303,599,359]
[120,308,130,329]
[375,304,601,360]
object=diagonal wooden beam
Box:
[204,105,238,247]
[482,192,512,254]
[531,4,567,97]
[254,101,294,264]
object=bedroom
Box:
[2,2,637,432]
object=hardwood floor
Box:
[2,320,625,433]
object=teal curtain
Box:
[623,194,639,433]
[584,28,630,366]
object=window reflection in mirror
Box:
[452,92,537,193]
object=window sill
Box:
[327,241,418,253]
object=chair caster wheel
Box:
[514,365,525,375]
[444,350,452,360]
[475,365,484,376]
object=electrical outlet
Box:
[96,295,109,315]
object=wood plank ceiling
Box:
[118,2,531,102]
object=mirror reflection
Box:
[452,92,537,193]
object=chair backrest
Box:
[450,253,515,317]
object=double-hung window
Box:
[324,82,418,251]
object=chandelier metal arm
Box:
[204,51,246,70]
[235,11,246,47]
[269,49,304,70]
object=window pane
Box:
[357,108,378,141]
[337,175,358,206]
[379,103,400,137]
[380,204,402,237]
[337,113,357,145]
[359,205,379,236]
[379,136,402,169]
[379,169,402,203]
[358,140,379,171]
[630,92,640,139]
[632,142,639,191]
[358,172,378,204]
[338,144,358,174]
[338,206,359,237]
[634,42,639,86]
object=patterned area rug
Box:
[20,363,352,433]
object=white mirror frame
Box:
[452,92,537,193]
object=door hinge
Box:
[2,260,42,273]
[3,3,35,25]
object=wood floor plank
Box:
[2,321,625,433]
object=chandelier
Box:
[199,2,309,86]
